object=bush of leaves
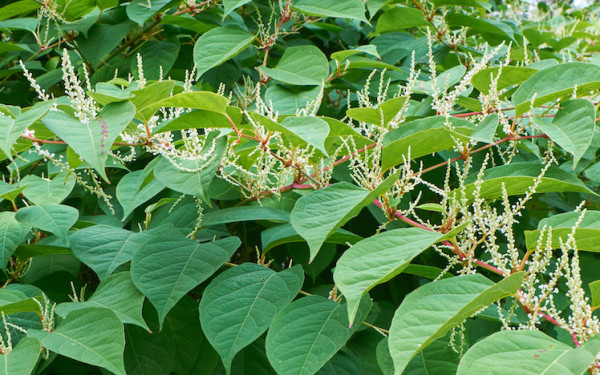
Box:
[1,0,600,373]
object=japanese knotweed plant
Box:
[2,0,600,374]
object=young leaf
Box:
[0,337,41,375]
[28,307,126,375]
[590,280,600,308]
[389,272,524,374]
[291,175,397,261]
[533,98,595,168]
[193,26,255,79]
[15,204,78,245]
[0,100,53,158]
[21,172,76,205]
[457,330,600,375]
[55,272,149,330]
[265,295,372,375]
[131,233,240,327]
[199,263,304,373]
[346,97,407,126]
[41,101,136,181]
[0,212,31,271]
[154,132,227,204]
[512,62,600,116]
[334,228,444,325]
[292,0,367,23]
[260,46,329,86]
[375,6,429,34]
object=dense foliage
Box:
[1,0,600,373]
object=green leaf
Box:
[0,0,41,21]
[346,97,407,126]
[21,172,76,206]
[590,280,600,307]
[265,85,323,115]
[260,46,329,86]
[199,263,304,373]
[16,204,78,245]
[0,212,30,270]
[131,233,240,327]
[389,273,525,374]
[471,66,537,95]
[70,225,147,279]
[281,116,330,155]
[124,324,174,375]
[470,113,498,143]
[265,295,372,375]
[453,162,596,201]
[153,132,227,204]
[512,62,600,116]
[445,13,517,45]
[375,6,429,34]
[261,224,362,254]
[201,206,290,226]
[130,81,175,122]
[131,36,180,80]
[415,65,467,95]
[334,228,445,325]
[55,272,148,330]
[164,297,205,375]
[193,26,255,79]
[41,101,136,181]
[524,211,600,252]
[77,21,136,67]
[116,163,164,220]
[126,0,171,25]
[0,337,41,375]
[0,100,53,158]
[89,83,136,105]
[28,307,126,375]
[292,0,367,22]
[223,0,252,18]
[381,116,474,170]
[291,175,397,261]
[330,45,380,61]
[457,330,600,375]
[533,99,595,168]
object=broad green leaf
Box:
[415,65,467,95]
[261,224,362,254]
[124,324,174,375]
[533,99,595,168]
[201,206,290,226]
[154,132,227,203]
[512,63,600,116]
[265,85,323,115]
[132,36,180,80]
[0,0,41,21]
[199,263,304,373]
[21,172,76,205]
[70,225,148,279]
[446,13,517,45]
[0,337,40,375]
[131,233,240,326]
[471,66,537,95]
[260,46,329,86]
[16,204,78,244]
[153,110,232,133]
[164,297,205,375]
[317,350,362,375]
[0,100,53,158]
[292,0,367,22]
[193,26,255,78]
[470,113,498,143]
[524,211,600,252]
[401,336,461,375]
[223,0,252,18]
[291,175,398,261]
[453,162,596,201]
[281,116,330,155]
[376,338,393,375]
[457,330,600,375]
[116,162,164,220]
[381,116,474,170]
[331,45,380,61]
[151,90,228,114]
[88,83,136,105]
[77,21,136,67]
[41,101,136,181]
[590,280,600,307]
[0,181,26,203]
[334,228,444,325]
[346,97,407,126]
[28,307,126,375]
[130,81,175,122]
[126,0,171,25]
[55,272,148,330]
[0,212,30,270]
[265,295,372,375]
[389,273,525,374]
[375,6,429,34]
